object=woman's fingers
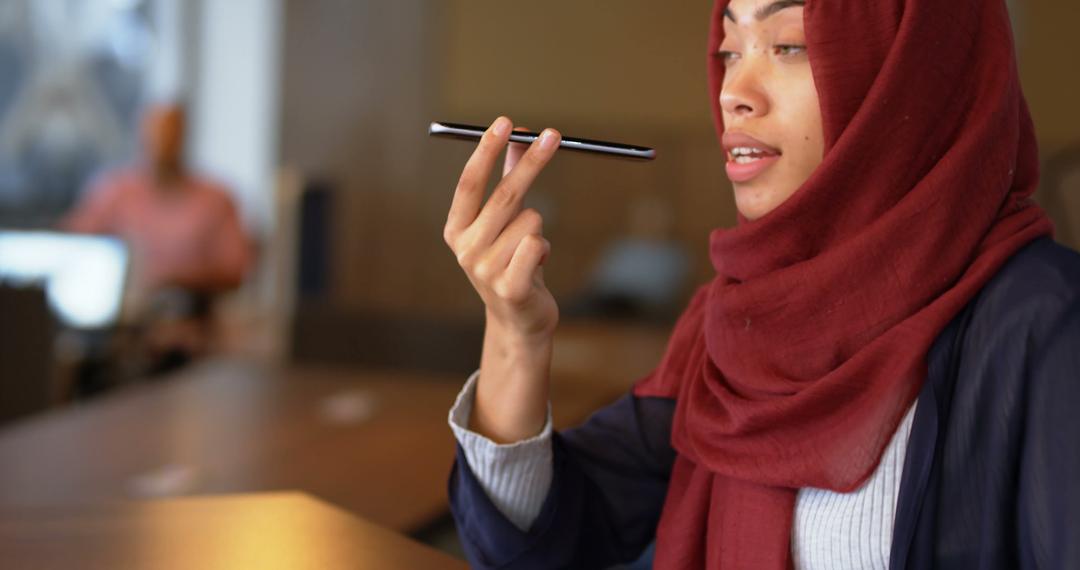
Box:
[471,128,561,246]
[503,126,532,178]
[474,208,544,281]
[498,234,551,305]
[444,116,512,244]
[441,117,560,342]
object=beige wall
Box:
[282,1,733,319]
[434,0,733,306]
[1017,1,1080,249]
[438,1,714,130]
[1018,1,1080,157]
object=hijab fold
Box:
[633,0,1053,567]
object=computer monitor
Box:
[0,230,129,329]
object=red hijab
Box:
[632,0,1053,567]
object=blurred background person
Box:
[62,102,254,375]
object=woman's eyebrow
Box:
[724,0,806,23]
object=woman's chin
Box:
[732,175,801,221]
[733,186,780,221]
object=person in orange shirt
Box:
[63,102,254,374]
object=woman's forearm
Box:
[470,311,554,444]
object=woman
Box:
[442,0,1080,567]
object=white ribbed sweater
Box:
[449,371,917,569]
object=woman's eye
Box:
[717,50,740,64]
[774,44,807,57]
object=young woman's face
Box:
[718,0,824,220]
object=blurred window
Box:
[0,0,157,227]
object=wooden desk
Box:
[552,319,672,392]
[0,358,616,533]
[0,492,468,569]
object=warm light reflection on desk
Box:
[1,493,468,569]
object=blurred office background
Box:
[0,0,1077,565]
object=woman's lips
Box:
[722,131,782,183]
[725,154,781,183]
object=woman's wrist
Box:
[471,313,554,443]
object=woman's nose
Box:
[720,62,770,119]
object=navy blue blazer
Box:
[449,237,1080,569]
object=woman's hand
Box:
[443,117,562,342]
[443,116,562,443]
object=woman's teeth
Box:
[728,147,775,164]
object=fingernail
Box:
[539,129,558,150]
[492,117,509,136]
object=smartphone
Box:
[428,121,656,161]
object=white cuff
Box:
[448,369,554,531]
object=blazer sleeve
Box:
[1018,297,1080,568]
[449,391,676,569]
